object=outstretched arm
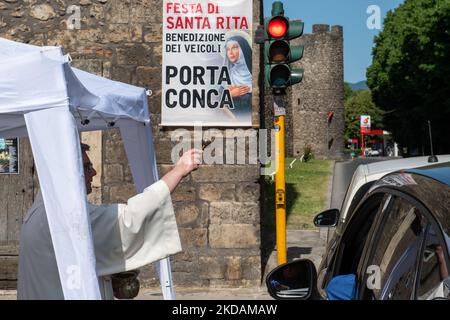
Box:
[93,149,202,276]
[161,149,202,193]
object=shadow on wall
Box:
[260,180,300,282]
[328,138,334,153]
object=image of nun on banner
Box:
[221,31,252,122]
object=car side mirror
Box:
[266,259,317,300]
[314,209,340,227]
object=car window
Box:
[337,181,375,233]
[363,197,427,300]
[331,193,387,280]
[417,224,450,300]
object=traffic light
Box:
[260,1,304,94]
[254,2,306,265]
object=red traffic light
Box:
[268,17,288,38]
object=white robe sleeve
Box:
[89,180,182,276]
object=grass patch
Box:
[262,158,333,230]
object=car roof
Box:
[405,162,450,186]
[365,155,450,176]
[339,155,450,222]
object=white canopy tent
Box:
[0,37,175,299]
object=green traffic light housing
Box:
[288,20,304,39]
[266,64,304,90]
[269,40,289,63]
[266,40,304,64]
[260,2,305,93]
[271,1,285,16]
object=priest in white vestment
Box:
[17,144,202,300]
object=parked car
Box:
[267,162,450,300]
[367,149,381,157]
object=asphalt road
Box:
[330,157,393,211]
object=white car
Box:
[339,154,450,224]
[312,155,450,298]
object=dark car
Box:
[266,162,450,300]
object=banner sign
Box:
[0,138,19,174]
[162,0,253,126]
[360,115,371,134]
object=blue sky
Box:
[263,0,405,83]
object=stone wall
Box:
[0,0,263,288]
[290,24,345,159]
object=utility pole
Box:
[361,132,365,159]
[274,95,286,264]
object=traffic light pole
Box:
[258,1,305,266]
[274,95,287,265]
[361,131,365,159]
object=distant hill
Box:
[348,81,369,91]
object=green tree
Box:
[344,82,354,101]
[367,0,450,155]
[344,90,383,143]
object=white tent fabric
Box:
[119,122,175,299]
[0,37,175,299]
[25,107,100,299]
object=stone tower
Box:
[289,24,345,159]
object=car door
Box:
[324,193,390,287]
[359,194,429,300]
[317,181,379,296]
